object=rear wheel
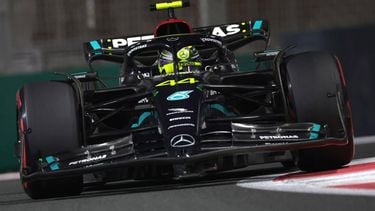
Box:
[284,52,354,171]
[17,81,83,199]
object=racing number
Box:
[156,78,198,87]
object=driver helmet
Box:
[158,46,202,74]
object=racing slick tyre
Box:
[17,81,83,199]
[284,51,354,172]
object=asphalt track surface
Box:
[1,138,375,211]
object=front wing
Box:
[21,122,349,182]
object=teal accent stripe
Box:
[45,156,54,163]
[309,123,321,139]
[253,20,263,30]
[131,112,152,128]
[211,104,235,117]
[90,40,101,50]
[50,163,59,171]
[311,123,321,132]
[45,156,59,171]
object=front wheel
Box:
[284,52,354,171]
[17,81,83,199]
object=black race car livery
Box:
[15,1,354,199]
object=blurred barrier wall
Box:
[1,0,375,74]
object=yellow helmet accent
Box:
[159,62,175,74]
[155,1,183,10]
[178,61,202,71]
[158,46,201,75]
[177,47,191,61]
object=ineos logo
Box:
[170,134,195,148]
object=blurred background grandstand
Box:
[0,0,374,73]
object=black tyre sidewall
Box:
[284,51,354,171]
[18,81,83,198]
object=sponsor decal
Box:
[127,44,148,56]
[167,90,194,101]
[201,37,223,46]
[169,116,191,122]
[97,22,252,54]
[140,72,151,78]
[259,135,299,140]
[111,35,154,48]
[137,98,149,103]
[177,47,190,60]
[211,24,241,37]
[168,123,195,130]
[166,108,194,116]
[207,90,219,96]
[153,71,200,79]
[170,134,196,148]
[68,154,107,166]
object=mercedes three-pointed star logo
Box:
[170,134,196,148]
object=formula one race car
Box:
[15,1,354,199]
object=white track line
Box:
[355,135,375,145]
[0,172,19,181]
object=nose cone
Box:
[153,77,203,157]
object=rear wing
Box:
[83,20,269,64]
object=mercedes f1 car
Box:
[15,1,354,199]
